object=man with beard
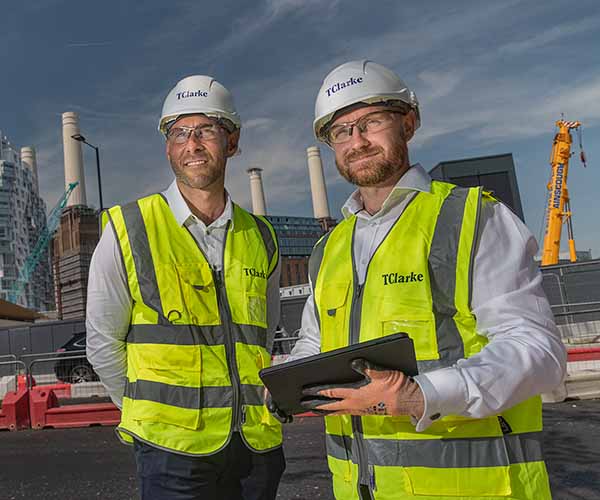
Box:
[86,75,285,500]
[279,61,565,499]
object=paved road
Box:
[0,401,598,499]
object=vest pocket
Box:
[161,264,219,325]
[381,317,439,361]
[403,463,512,497]
[401,416,513,496]
[319,282,350,351]
[130,350,203,431]
[246,292,267,327]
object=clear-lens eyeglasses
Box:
[326,109,406,145]
[167,124,224,145]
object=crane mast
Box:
[541,120,581,266]
[7,182,79,305]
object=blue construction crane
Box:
[7,182,79,305]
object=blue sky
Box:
[1,0,599,256]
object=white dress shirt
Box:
[86,180,281,408]
[289,164,567,431]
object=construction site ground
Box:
[1,399,598,500]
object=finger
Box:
[300,398,339,411]
[302,398,353,412]
[316,387,360,400]
[302,383,361,397]
[310,408,335,415]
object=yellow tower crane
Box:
[541,119,587,266]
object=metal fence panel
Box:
[27,354,108,401]
[541,260,600,343]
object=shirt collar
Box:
[341,163,432,219]
[162,179,233,230]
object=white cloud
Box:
[497,16,600,55]
[417,70,464,102]
[244,118,277,130]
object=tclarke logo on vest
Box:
[243,267,266,279]
[325,77,363,97]
[382,272,424,285]
[176,90,208,99]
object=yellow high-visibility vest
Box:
[309,181,551,499]
[103,194,282,455]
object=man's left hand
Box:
[300,358,425,419]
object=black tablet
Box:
[259,333,418,416]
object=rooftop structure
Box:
[429,153,525,221]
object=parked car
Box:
[54,333,99,384]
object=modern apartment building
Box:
[266,215,329,287]
[0,132,54,311]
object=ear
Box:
[225,129,241,158]
[402,110,417,142]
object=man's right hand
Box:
[265,390,293,424]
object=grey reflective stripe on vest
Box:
[126,380,233,408]
[326,431,543,467]
[239,384,265,406]
[250,213,277,275]
[120,200,168,323]
[308,231,333,331]
[420,186,474,373]
[125,380,264,409]
[127,323,266,347]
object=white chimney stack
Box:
[62,112,87,206]
[306,146,330,219]
[247,167,267,215]
[20,146,39,194]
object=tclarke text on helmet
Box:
[176,90,209,100]
[325,77,363,97]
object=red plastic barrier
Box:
[40,383,72,399]
[29,387,120,429]
[0,386,30,431]
[567,347,600,363]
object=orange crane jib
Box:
[541,120,585,267]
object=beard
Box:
[169,151,225,190]
[336,141,408,187]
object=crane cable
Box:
[577,126,587,167]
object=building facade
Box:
[52,206,99,320]
[0,133,54,311]
[266,215,328,287]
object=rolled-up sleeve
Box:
[86,224,131,408]
[414,202,567,431]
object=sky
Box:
[1,0,600,256]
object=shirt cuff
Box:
[413,367,468,432]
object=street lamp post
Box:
[71,133,104,211]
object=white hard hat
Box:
[158,75,241,135]
[313,60,420,142]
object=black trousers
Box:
[134,433,285,500]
